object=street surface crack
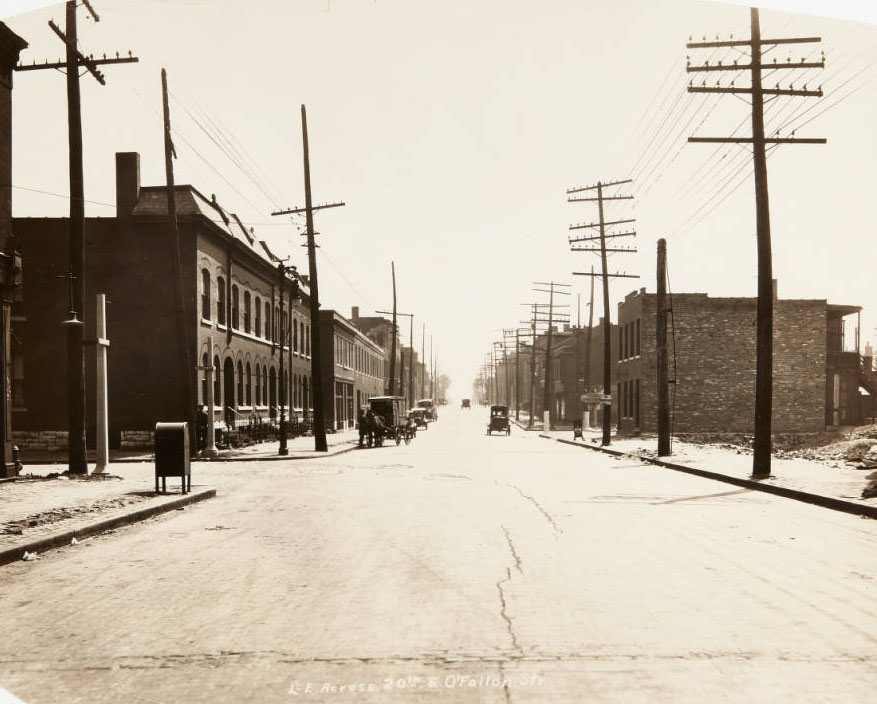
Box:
[507,483,563,534]
[496,568,522,654]
[502,525,523,574]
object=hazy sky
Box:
[4,0,875,398]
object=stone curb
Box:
[541,434,877,520]
[20,441,359,466]
[0,487,217,568]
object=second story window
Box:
[255,296,262,337]
[232,285,240,329]
[201,269,211,320]
[244,291,251,333]
[217,277,226,326]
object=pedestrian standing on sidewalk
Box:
[197,405,209,451]
[357,408,367,447]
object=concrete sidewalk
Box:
[1,429,359,566]
[540,428,877,518]
[17,427,360,465]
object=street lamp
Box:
[277,262,298,456]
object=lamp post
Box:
[277,262,298,456]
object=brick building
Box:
[13,151,315,450]
[318,310,385,430]
[349,306,403,395]
[615,286,866,436]
[0,23,26,473]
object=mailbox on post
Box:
[154,422,191,494]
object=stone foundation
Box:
[120,430,154,449]
[12,430,68,452]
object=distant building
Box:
[615,285,869,436]
[349,306,403,395]
[317,309,385,430]
[13,151,314,450]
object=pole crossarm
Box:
[566,179,632,194]
[15,53,138,74]
[271,201,345,217]
[573,271,640,279]
[686,35,821,49]
[569,218,635,231]
[689,136,826,144]
[568,195,634,203]
[569,230,637,243]
[688,85,823,97]
[38,20,139,85]
[571,247,638,254]
[687,60,824,72]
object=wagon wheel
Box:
[404,430,412,445]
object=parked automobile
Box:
[408,408,429,429]
[416,398,438,421]
[487,405,511,435]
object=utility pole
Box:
[377,309,412,404]
[389,262,398,395]
[420,323,426,400]
[569,179,638,446]
[271,105,345,452]
[687,8,824,478]
[93,293,109,474]
[15,1,138,474]
[533,282,571,430]
[275,262,297,456]
[656,239,670,456]
[584,264,595,424]
[161,68,197,455]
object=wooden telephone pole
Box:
[656,239,671,456]
[568,178,638,446]
[687,8,824,478]
[161,68,197,455]
[15,1,138,473]
[271,105,344,452]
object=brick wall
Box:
[618,291,827,434]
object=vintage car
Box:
[487,405,511,435]
[461,398,471,409]
[407,408,429,429]
[416,398,438,421]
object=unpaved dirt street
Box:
[1,408,875,703]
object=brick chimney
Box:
[351,306,359,319]
[115,152,140,218]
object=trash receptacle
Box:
[154,422,191,494]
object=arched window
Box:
[213,354,221,401]
[201,269,211,320]
[201,352,209,403]
[245,362,252,406]
[264,302,271,339]
[306,325,310,356]
[303,376,309,411]
[293,373,299,407]
[244,291,251,333]
[236,360,243,406]
[232,285,240,329]
[217,277,226,325]
[255,297,262,337]
[300,321,305,355]
[274,307,280,343]
[262,364,268,407]
[255,364,261,406]
[293,318,298,353]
